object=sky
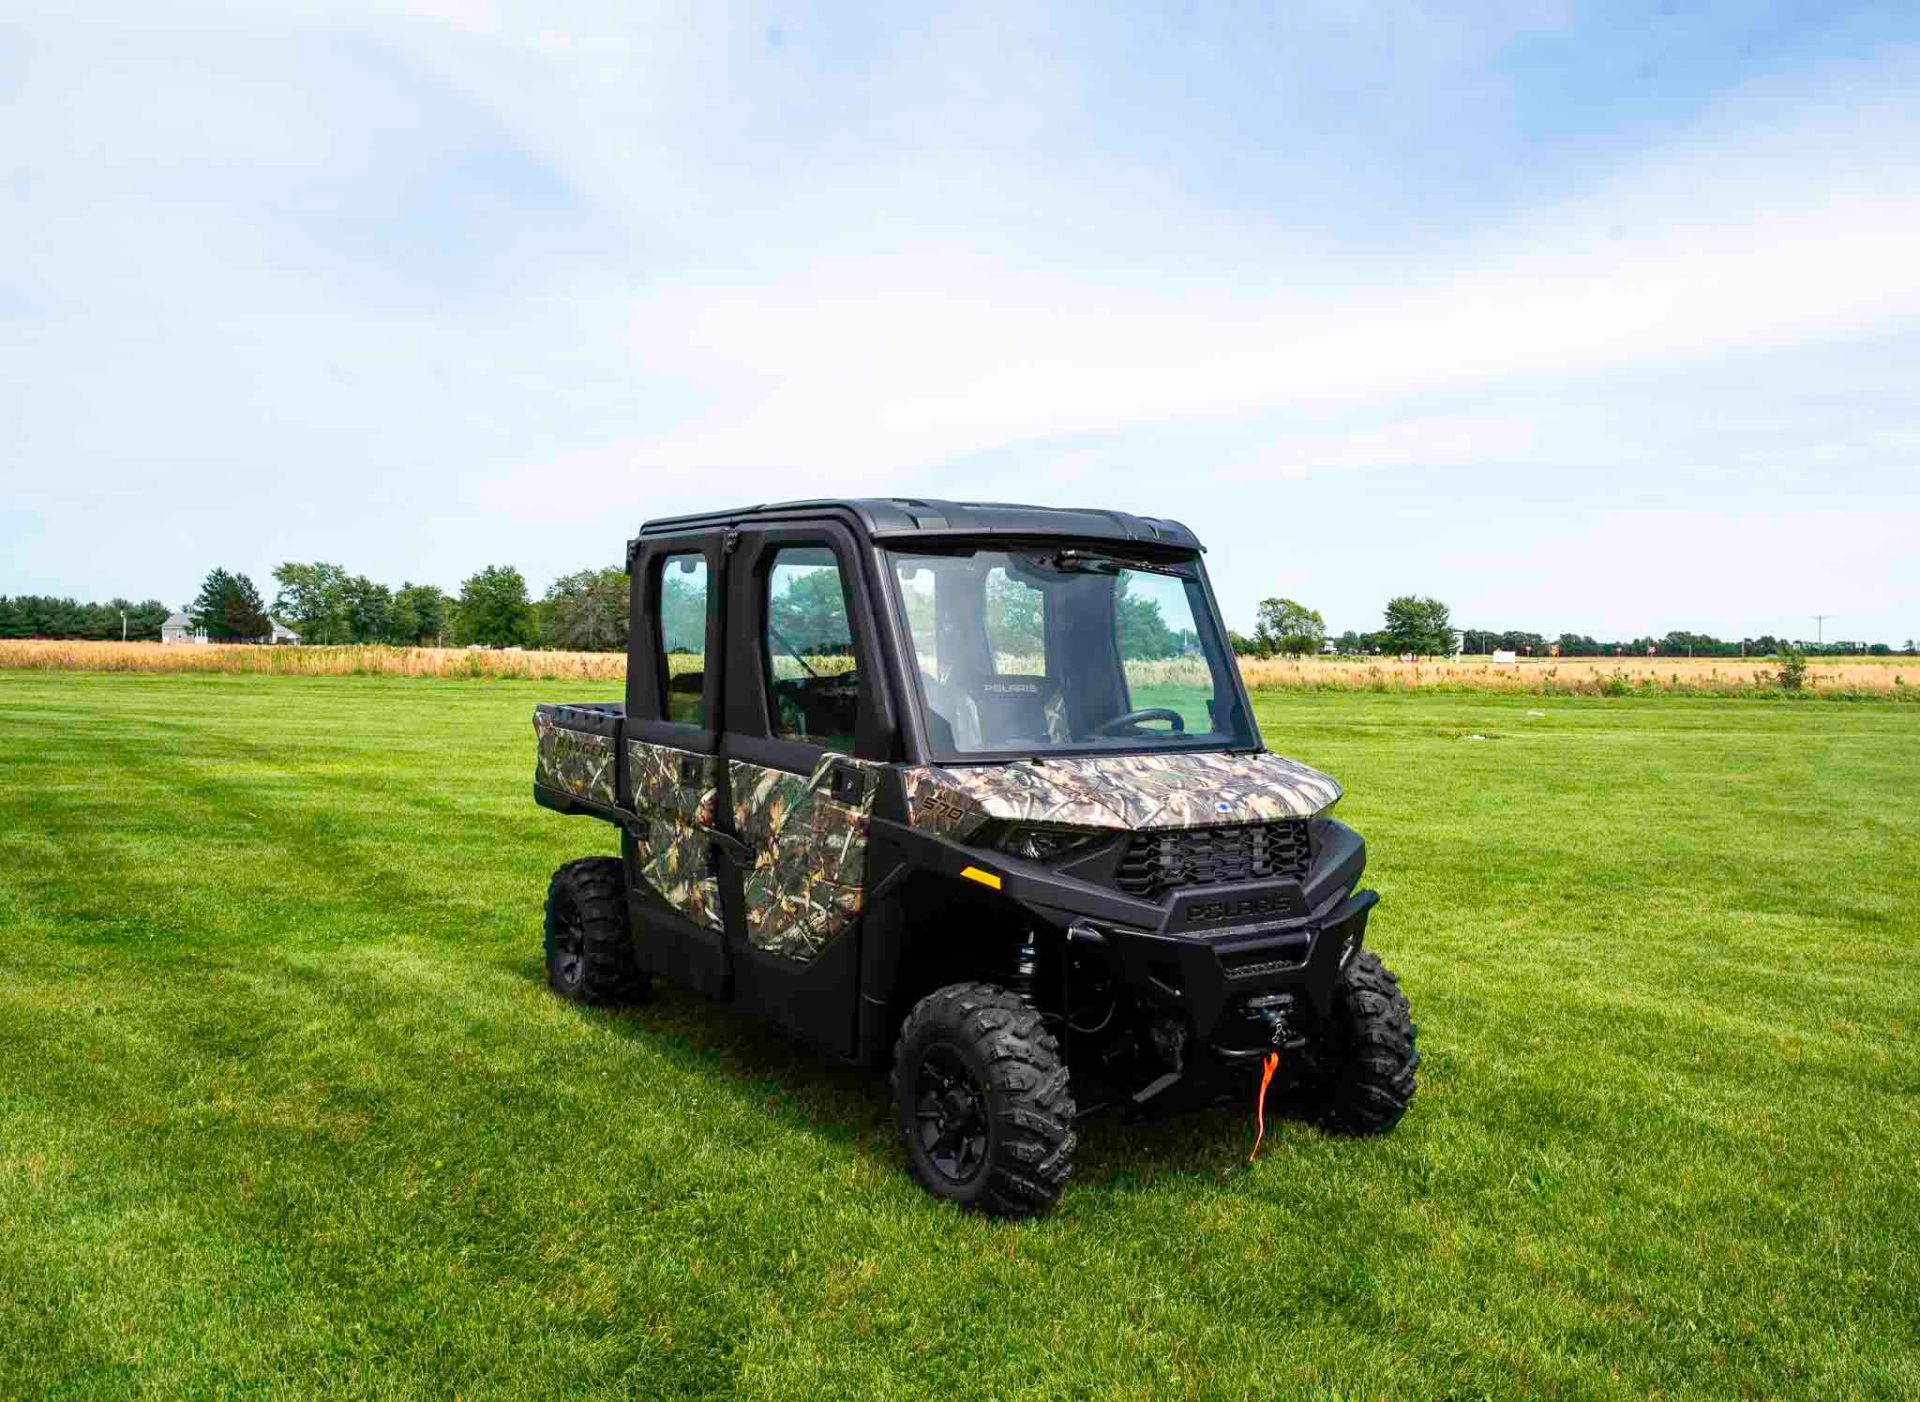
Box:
[2,0,1917,643]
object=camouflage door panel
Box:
[729,755,880,961]
[626,739,723,932]
[533,712,617,808]
[903,749,1344,839]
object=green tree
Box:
[455,565,535,647]
[1254,597,1326,657]
[985,570,1044,658]
[391,583,449,646]
[769,564,850,657]
[1116,578,1180,660]
[1662,630,1717,657]
[340,575,394,643]
[1382,595,1454,657]
[188,569,270,641]
[547,568,629,652]
[272,562,351,644]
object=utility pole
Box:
[1812,614,1831,645]
[120,609,127,642]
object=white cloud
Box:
[2,2,1915,639]
[1218,416,1542,480]
[465,47,1920,512]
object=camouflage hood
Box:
[903,749,1342,840]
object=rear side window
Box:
[656,553,708,726]
[764,547,860,752]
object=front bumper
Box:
[871,812,1378,1108]
[1072,881,1377,1109]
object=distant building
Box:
[160,612,301,645]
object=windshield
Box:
[886,545,1257,761]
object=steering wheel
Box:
[1094,707,1185,736]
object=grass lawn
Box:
[1,673,1916,1399]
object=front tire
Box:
[1305,950,1418,1135]
[544,857,648,1006]
[891,982,1076,1218]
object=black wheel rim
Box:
[552,893,585,988]
[914,1044,990,1185]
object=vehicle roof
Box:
[634,498,1203,551]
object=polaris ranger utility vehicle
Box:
[533,499,1416,1216]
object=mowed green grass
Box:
[1,674,1916,1401]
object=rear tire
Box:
[891,982,1076,1218]
[1305,950,1418,1135]
[544,857,648,1006]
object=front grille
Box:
[1115,820,1310,901]
[1220,935,1312,980]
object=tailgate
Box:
[533,701,624,817]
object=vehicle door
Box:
[718,521,894,1052]
[623,531,732,997]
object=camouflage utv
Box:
[534,499,1416,1216]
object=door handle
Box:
[827,763,866,804]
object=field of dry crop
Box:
[0,639,1911,697]
[1232,652,1914,696]
[0,639,629,681]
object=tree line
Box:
[0,562,627,650]
[9,567,1913,658]
[268,562,629,650]
[1230,595,1459,658]
[0,596,173,641]
[1231,595,1915,658]
[1452,629,1910,658]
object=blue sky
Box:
[2,0,1916,642]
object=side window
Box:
[764,547,861,753]
[1115,570,1212,733]
[656,553,709,726]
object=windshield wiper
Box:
[1049,548,1121,575]
[1045,548,1192,578]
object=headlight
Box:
[993,823,1108,864]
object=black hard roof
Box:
[635,498,1203,551]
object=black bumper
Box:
[1070,884,1377,1115]
[866,814,1378,1102]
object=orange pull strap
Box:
[1249,1051,1280,1163]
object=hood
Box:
[902,750,1342,840]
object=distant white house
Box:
[161,612,207,645]
[161,612,300,645]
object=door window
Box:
[764,547,860,752]
[656,553,709,726]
